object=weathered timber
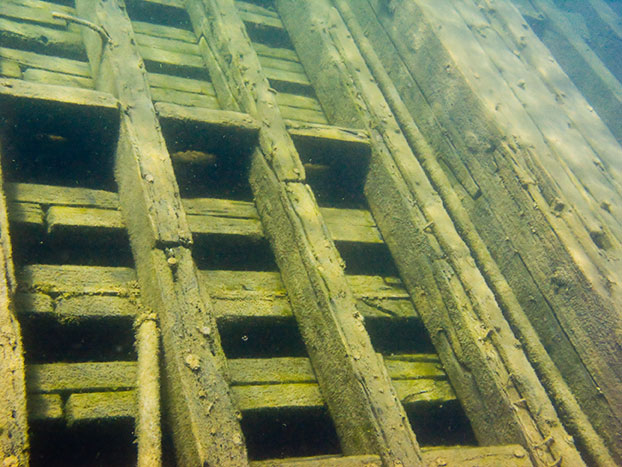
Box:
[0,77,116,109]
[131,20,196,42]
[253,42,298,62]
[74,1,246,465]
[7,182,382,244]
[22,68,94,89]
[66,391,136,423]
[135,310,161,467]
[148,72,216,95]
[419,446,532,467]
[139,45,205,70]
[541,0,622,82]
[0,2,68,28]
[28,394,62,421]
[515,0,622,143]
[0,136,28,467]
[26,355,447,392]
[278,105,327,125]
[0,16,84,60]
[448,1,622,227]
[277,1,586,465]
[185,0,423,464]
[135,31,201,56]
[355,0,622,461]
[251,446,533,467]
[15,263,419,325]
[333,2,615,465]
[27,362,138,393]
[473,0,622,185]
[150,86,220,108]
[251,454,382,467]
[0,58,21,79]
[0,47,90,77]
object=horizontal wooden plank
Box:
[258,54,305,74]
[276,92,322,111]
[148,71,215,95]
[7,201,44,227]
[26,355,444,394]
[420,445,531,467]
[4,0,74,17]
[0,57,22,78]
[17,264,136,295]
[28,394,62,421]
[235,1,279,19]
[139,0,185,8]
[139,44,204,70]
[65,391,136,423]
[5,183,119,209]
[46,205,124,233]
[238,9,283,30]
[251,455,382,467]
[16,265,416,322]
[131,20,197,43]
[7,184,381,244]
[0,16,83,55]
[27,361,137,393]
[150,86,220,108]
[155,101,259,131]
[286,121,369,147]
[187,213,262,237]
[279,105,328,124]
[264,65,311,86]
[22,68,94,89]
[16,293,137,320]
[0,47,90,77]
[253,42,299,62]
[135,31,200,56]
[232,378,454,411]
[0,78,117,110]
[0,2,67,28]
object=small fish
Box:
[35,133,68,143]
[171,150,218,166]
[303,162,331,177]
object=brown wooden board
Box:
[185,0,423,464]
[276,1,587,465]
[74,0,245,465]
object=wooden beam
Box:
[0,127,29,467]
[74,1,246,465]
[350,0,622,463]
[7,182,383,244]
[276,1,587,466]
[184,1,423,464]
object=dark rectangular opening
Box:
[0,96,119,191]
[241,408,341,461]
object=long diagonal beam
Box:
[74,1,247,465]
[184,0,423,465]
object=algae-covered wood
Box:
[185,0,423,464]
[74,0,246,465]
[277,1,588,465]
[0,133,28,467]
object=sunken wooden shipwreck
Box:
[1,0,621,465]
